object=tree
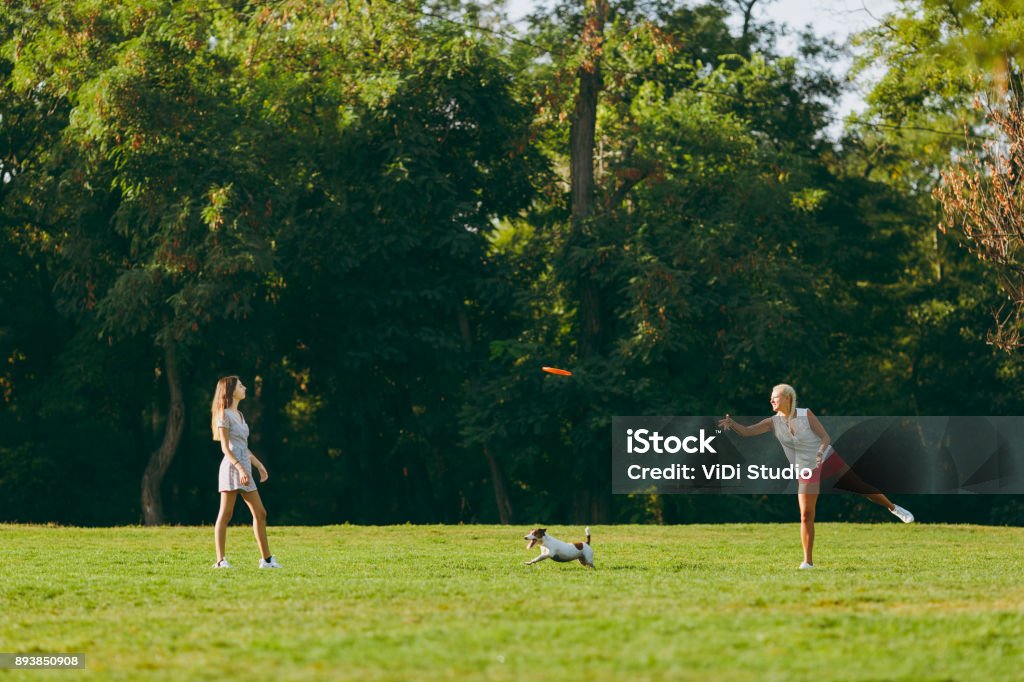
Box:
[845,0,1024,409]
[461,0,875,523]
[2,2,286,523]
[935,88,1024,350]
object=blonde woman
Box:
[719,383,914,569]
[211,376,281,569]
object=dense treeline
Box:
[2,0,1023,526]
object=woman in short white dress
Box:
[211,376,281,569]
[719,384,914,569]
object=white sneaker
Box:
[799,562,814,569]
[890,504,915,523]
[259,556,282,569]
[212,558,232,569]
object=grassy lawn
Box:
[1,523,1022,680]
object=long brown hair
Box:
[211,376,239,440]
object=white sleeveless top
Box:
[771,408,832,470]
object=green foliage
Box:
[844,0,1024,410]
[1,0,1022,525]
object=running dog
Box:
[523,527,595,568]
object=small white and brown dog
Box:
[523,527,595,568]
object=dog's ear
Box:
[538,528,546,536]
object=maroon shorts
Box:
[803,452,848,485]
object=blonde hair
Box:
[772,383,797,417]
[211,376,239,440]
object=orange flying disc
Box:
[542,366,573,376]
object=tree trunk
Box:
[569,0,611,523]
[484,444,513,524]
[141,343,185,525]
[570,0,605,227]
[734,0,760,54]
[459,305,514,523]
[571,0,607,360]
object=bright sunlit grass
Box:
[2,523,1022,680]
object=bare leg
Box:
[863,492,895,510]
[830,462,896,511]
[214,491,238,561]
[240,490,270,559]
[834,465,882,496]
[798,492,818,565]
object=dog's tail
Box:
[585,526,591,545]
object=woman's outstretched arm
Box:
[718,415,774,437]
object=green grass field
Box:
[2,523,1022,680]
